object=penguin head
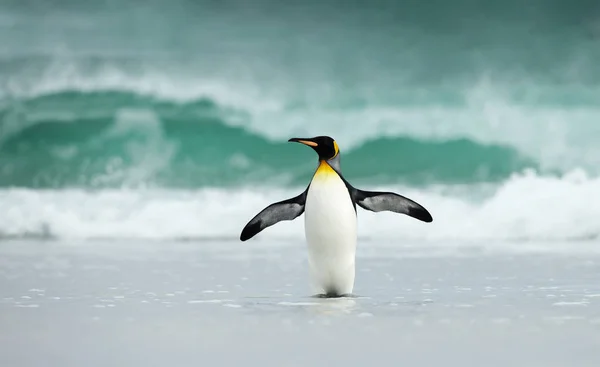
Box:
[288,136,339,161]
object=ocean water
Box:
[1,0,600,243]
[1,1,600,365]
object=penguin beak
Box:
[288,138,318,147]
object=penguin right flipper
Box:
[353,189,433,223]
[240,189,308,241]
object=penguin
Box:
[240,136,433,297]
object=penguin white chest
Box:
[304,162,357,295]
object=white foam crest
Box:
[1,170,599,247]
[247,78,600,173]
[3,62,600,172]
[359,168,600,243]
[2,58,282,113]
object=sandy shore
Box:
[1,239,599,367]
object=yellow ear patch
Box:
[333,140,339,157]
[298,140,318,147]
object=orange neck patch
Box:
[313,160,337,181]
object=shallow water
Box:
[1,239,599,367]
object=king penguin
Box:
[240,136,433,297]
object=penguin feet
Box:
[313,292,355,299]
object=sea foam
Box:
[1,169,598,246]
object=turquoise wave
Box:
[0,91,538,189]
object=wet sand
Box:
[1,239,599,367]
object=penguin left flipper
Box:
[240,189,308,241]
[354,189,433,223]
